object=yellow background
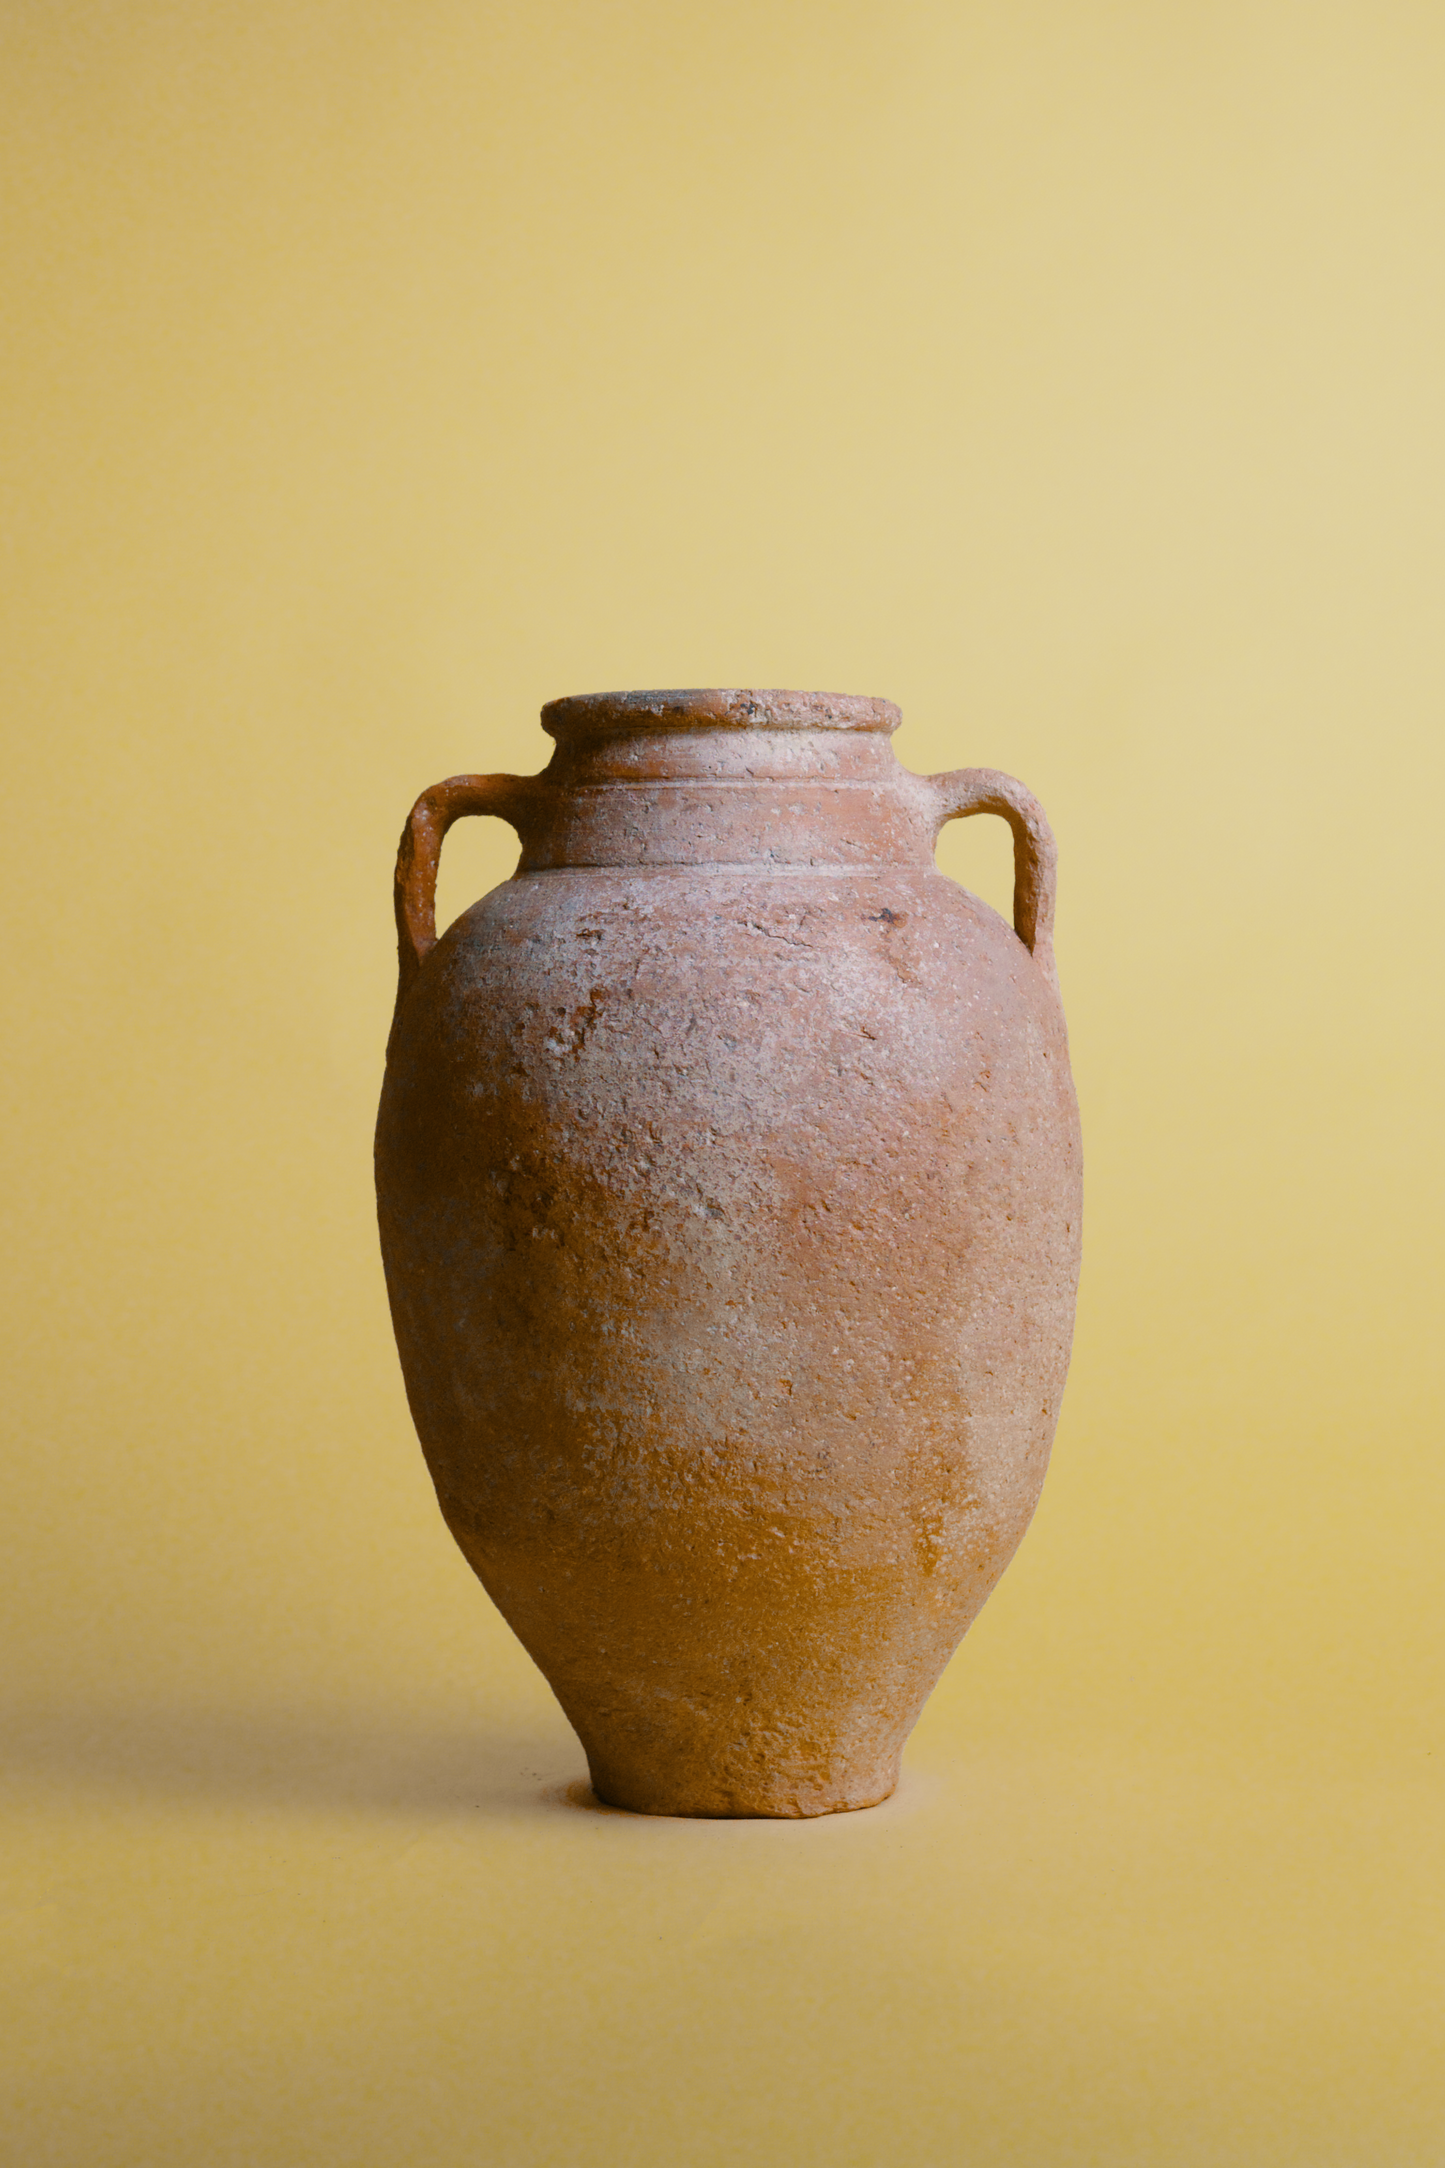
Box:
[4,3,1443,2160]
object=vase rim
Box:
[541,689,901,739]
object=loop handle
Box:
[930,767,1058,988]
[391,773,534,1024]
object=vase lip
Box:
[541,688,901,739]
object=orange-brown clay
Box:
[376,691,1081,1816]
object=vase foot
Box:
[583,1746,902,1820]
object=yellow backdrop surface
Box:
[4,3,1443,2162]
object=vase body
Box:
[376,690,1081,1816]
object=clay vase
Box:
[376,690,1080,1817]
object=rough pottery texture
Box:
[376,691,1081,1817]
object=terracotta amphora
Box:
[376,690,1081,1816]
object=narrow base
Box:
[586,1754,901,1820]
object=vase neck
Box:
[512,692,934,872]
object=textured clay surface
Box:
[376,690,1081,1817]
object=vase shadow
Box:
[1,1694,593,1821]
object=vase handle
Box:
[392,773,535,1021]
[929,768,1058,988]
